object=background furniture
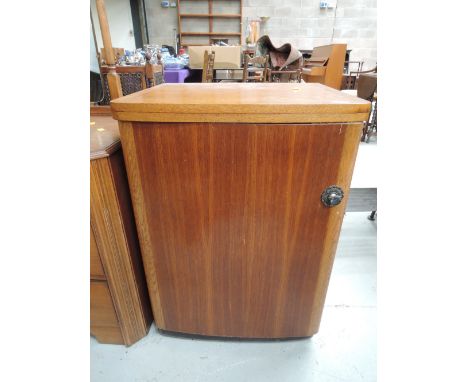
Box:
[266,68,302,83]
[90,110,153,346]
[242,54,268,82]
[164,68,190,83]
[177,0,242,47]
[341,69,377,142]
[100,64,164,105]
[302,44,347,90]
[189,45,241,69]
[99,47,124,65]
[111,83,370,339]
[341,65,376,90]
[202,50,216,82]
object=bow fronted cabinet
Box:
[111,83,370,339]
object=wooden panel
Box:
[113,111,369,124]
[302,44,347,90]
[108,150,154,328]
[110,83,371,121]
[90,226,105,280]
[90,117,120,160]
[90,153,152,345]
[91,280,124,344]
[90,281,120,328]
[90,105,112,116]
[120,121,362,338]
[91,326,124,345]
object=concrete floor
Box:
[91,211,377,382]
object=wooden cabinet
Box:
[111,83,370,339]
[302,44,347,90]
[90,114,152,346]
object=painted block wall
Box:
[93,0,376,70]
[245,0,377,69]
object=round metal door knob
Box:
[321,186,344,207]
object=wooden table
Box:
[111,83,370,339]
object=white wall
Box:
[90,0,136,52]
[244,0,377,69]
[90,26,100,73]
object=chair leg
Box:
[361,122,368,142]
[368,211,376,221]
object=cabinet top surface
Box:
[90,116,120,160]
[111,83,371,123]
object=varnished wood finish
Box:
[90,281,124,344]
[202,51,215,83]
[90,121,152,345]
[111,83,370,123]
[115,82,367,338]
[302,44,347,90]
[90,281,120,327]
[119,120,362,338]
[95,0,123,100]
[90,227,106,280]
[90,116,120,160]
[90,104,112,116]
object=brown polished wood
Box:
[111,83,370,123]
[95,0,123,100]
[113,83,370,339]
[90,281,124,344]
[302,44,347,90]
[90,227,106,280]
[90,114,153,346]
[202,51,215,83]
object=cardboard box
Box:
[188,46,241,69]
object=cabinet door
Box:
[122,121,362,338]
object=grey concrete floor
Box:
[91,211,377,382]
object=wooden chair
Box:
[242,54,268,82]
[266,68,302,83]
[202,51,215,83]
[355,70,377,142]
[99,47,125,65]
[99,63,164,105]
[342,65,377,90]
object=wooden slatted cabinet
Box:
[90,111,153,345]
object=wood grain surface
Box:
[90,280,124,344]
[111,83,370,123]
[120,121,362,338]
[90,116,120,160]
[90,226,106,280]
[90,150,151,345]
[90,141,153,345]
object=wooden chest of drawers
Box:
[90,113,152,345]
